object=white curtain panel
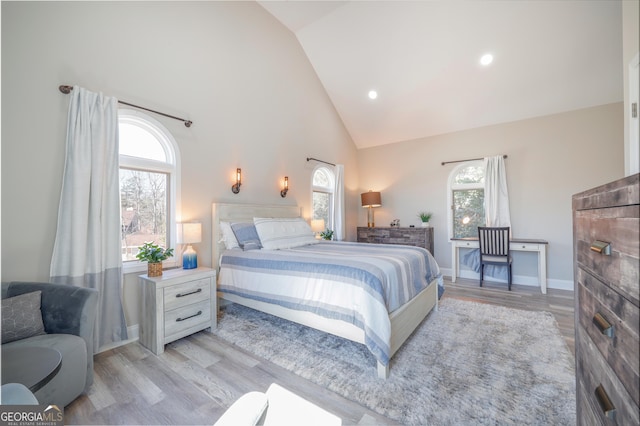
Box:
[50,86,128,351]
[332,164,346,241]
[484,155,512,228]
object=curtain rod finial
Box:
[59,85,73,94]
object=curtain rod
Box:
[306,157,336,167]
[441,154,507,166]
[59,85,193,128]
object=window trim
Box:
[311,165,335,230]
[119,109,181,273]
[447,160,484,239]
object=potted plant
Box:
[418,212,433,227]
[136,241,174,277]
[320,229,334,241]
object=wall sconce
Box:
[231,168,242,194]
[280,176,289,198]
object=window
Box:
[119,110,180,269]
[448,161,485,238]
[312,166,335,229]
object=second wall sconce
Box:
[231,168,242,194]
[280,176,289,198]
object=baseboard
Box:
[439,267,574,291]
[96,324,140,354]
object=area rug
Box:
[213,298,576,425]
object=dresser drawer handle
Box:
[176,288,202,298]
[590,240,611,255]
[595,385,616,420]
[176,310,202,322]
[593,312,614,338]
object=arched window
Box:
[119,110,180,270]
[448,161,485,238]
[312,166,335,229]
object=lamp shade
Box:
[361,191,382,207]
[310,219,325,233]
[177,223,202,244]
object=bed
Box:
[212,203,442,379]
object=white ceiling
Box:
[258,1,622,149]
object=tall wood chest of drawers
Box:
[357,226,434,255]
[572,173,639,425]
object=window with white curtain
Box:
[312,166,335,230]
[448,161,485,238]
[118,110,180,270]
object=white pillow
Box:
[253,217,318,250]
[220,221,240,250]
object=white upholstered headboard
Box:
[211,202,303,271]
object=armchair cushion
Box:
[1,291,46,343]
[2,282,98,391]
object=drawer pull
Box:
[176,288,202,298]
[594,385,616,420]
[176,310,202,322]
[590,240,611,255]
[593,312,614,338]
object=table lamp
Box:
[178,222,202,269]
[361,190,382,228]
[311,219,325,239]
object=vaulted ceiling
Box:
[258,1,622,149]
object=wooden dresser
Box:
[357,226,434,255]
[572,173,639,425]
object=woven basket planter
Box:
[147,262,163,277]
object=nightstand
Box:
[139,267,216,355]
[357,226,434,255]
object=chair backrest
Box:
[478,227,510,258]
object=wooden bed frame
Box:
[211,202,439,379]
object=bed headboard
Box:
[211,202,303,271]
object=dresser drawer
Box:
[575,326,639,426]
[574,206,640,306]
[164,278,211,311]
[164,300,211,341]
[576,268,639,404]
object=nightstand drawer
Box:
[164,300,211,340]
[164,278,211,311]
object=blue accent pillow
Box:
[231,222,262,251]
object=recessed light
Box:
[480,53,493,66]
[368,90,378,100]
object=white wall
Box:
[357,103,624,289]
[1,1,358,328]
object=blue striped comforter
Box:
[218,241,443,366]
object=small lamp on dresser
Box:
[361,190,382,228]
[177,222,202,269]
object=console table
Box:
[357,226,434,255]
[450,237,549,294]
[1,346,62,392]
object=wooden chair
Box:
[477,227,512,290]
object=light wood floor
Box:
[64,277,574,425]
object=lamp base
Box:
[367,206,375,228]
[183,245,198,269]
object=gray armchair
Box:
[1,282,98,407]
